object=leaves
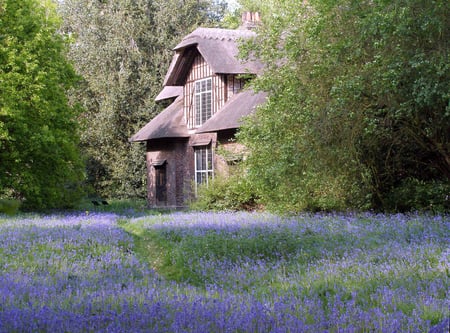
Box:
[238,0,449,212]
[0,0,84,210]
[59,0,226,199]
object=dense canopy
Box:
[237,0,450,212]
[0,0,84,210]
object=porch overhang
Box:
[197,90,267,133]
[130,97,189,142]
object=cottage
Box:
[130,13,266,208]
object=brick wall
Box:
[145,131,243,208]
[146,139,191,208]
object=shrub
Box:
[385,178,450,213]
[190,167,260,211]
[0,199,21,215]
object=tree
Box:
[59,0,227,199]
[0,0,85,210]
[348,0,450,210]
[238,0,449,212]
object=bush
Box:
[190,167,260,211]
[0,199,21,215]
[385,178,450,213]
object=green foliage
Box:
[0,0,85,210]
[384,178,450,213]
[350,0,450,208]
[238,0,449,212]
[59,0,227,200]
[0,199,20,215]
[191,165,260,211]
[220,9,241,29]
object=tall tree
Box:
[59,0,227,199]
[238,0,449,211]
[0,0,84,210]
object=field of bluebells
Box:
[0,211,448,332]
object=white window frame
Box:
[194,78,213,127]
[194,145,214,190]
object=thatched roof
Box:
[131,27,266,143]
[163,28,263,87]
[155,86,183,101]
[197,90,267,133]
[130,97,188,142]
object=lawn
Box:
[0,211,448,332]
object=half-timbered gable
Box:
[184,52,222,129]
[131,14,266,208]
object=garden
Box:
[0,210,448,332]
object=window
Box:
[194,78,212,126]
[195,145,213,186]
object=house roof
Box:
[163,27,263,87]
[129,97,188,142]
[197,90,267,133]
[131,26,267,143]
[155,86,183,101]
[131,90,266,142]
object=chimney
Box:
[240,12,261,30]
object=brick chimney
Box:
[240,12,261,30]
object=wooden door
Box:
[155,165,167,204]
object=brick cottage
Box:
[131,13,266,208]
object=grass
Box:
[120,221,329,286]
[76,197,153,215]
[0,210,449,332]
[121,212,449,328]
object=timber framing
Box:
[131,14,266,208]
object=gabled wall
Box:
[184,52,224,129]
[184,51,247,129]
[143,54,251,208]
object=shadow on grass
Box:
[119,218,343,288]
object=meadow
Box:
[0,210,448,332]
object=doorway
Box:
[155,163,167,204]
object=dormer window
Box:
[194,78,212,126]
